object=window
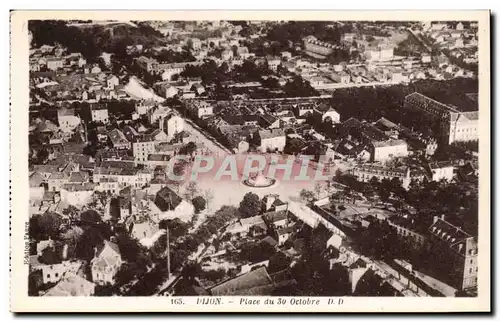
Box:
[47,274,51,279]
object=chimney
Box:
[441,214,446,221]
[93,247,98,258]
[433,215,439,224]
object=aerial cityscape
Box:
[27,19,479,297]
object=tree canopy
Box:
[239,192,261,218]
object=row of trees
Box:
[329,78,478,131]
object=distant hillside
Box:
[29,20,166,61]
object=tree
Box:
[39,246,62,265]
[299,189,315,203]
[159,218,189,240]
[192,196,207,214]
[314,182,324,200]
[178,142,197,156]
[74,225,112,261]
[184,181,199,200]
[80,210,102,224]
[62,205,80,221]
[203,189,214,212]
[30,212,63,240]
[268,252,292,273]
[181,261,202,282]
[60,225,84,259]
[238,192,261,218]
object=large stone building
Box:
[404,92,478,144]
[350,164,412,190]
[428,217,478,291]
[302,36,341,58]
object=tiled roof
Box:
[210,267,273,296]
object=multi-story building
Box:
[427,161,455,182]
[387,216,427,250]
[90,105,109,124]
[350,164,411,190]
[365,45,394,61]
[135,56,159,73]
[91,240,122,285]
[428,216,478,291]
[57,108,81,133]
[46,57,64,71]
[108,129,130,150]
[370,139,409,163]
[132,139,156,163]
[258,129,286,153]
[186,100,214,119]
[404,92,478,144]
[303,36,340,58]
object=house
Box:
[369,139,409,162]
[43,274,95,296]
[262,194,288,212]
[277,226,294,245]
[421,53,432,64]
[293,103,315,117]
[46,57,64,71]
[132,138,156,164]
[149,105,172,124]
[163,113,184,140]
[221,50,233,61]
[186,100,214,119]
[335,139,370,161]
[129,218,160,241]
[135,99,157,116]
[108,129,130,150]
[135,56,159,73]
[191,83,205,95]
[106,75,119,89]
[162,85,179,98]
[89,105,109,124]
[314,104,340,124]
[152,186,195,223]
[331,71,350,84]
[281,51,292,60]
[57,108,81,133]
[154,186,183,212]
[60,183,96,206]
[91,240,123,285]
[47,172,69,192]
[95,126,108,144]
[29,172,46,201]
[266,56,281,72]
[427,161,455,182]
[226,216,268,238]
[263,210,289,229]
[31,259,82,285]
[257,129,286,153]
[259,236,278,249]
[190,38,202,50]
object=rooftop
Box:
[210,267,273,296]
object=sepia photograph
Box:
[10,10,490,312]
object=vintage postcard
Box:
[10,10,490,312]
